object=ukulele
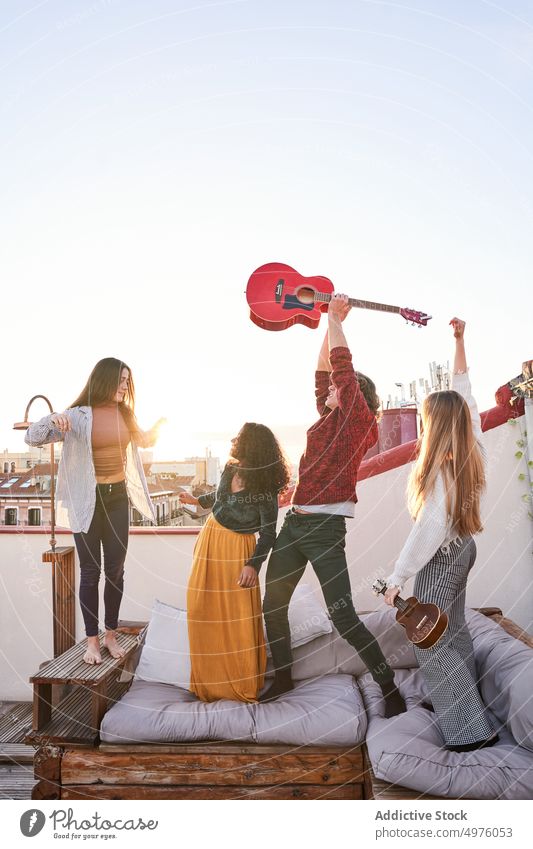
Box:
[372,578,448,649]
[246,262,432,331]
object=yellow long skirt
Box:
[187,514,266,702]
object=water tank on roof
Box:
[364,406,418,459]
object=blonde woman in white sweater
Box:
[384,318,498,752]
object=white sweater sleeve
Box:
[386,474,450,590]
[452,371,483,446]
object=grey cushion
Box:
[100,674,366,747]
[266,606,416,680]
[361,668,533,800]
[254,674,366,746]
[465,609,533,752]
[100,679,255,744]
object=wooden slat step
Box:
[0,703,32,744]
[0,743,34,764]
[26,678,130,746]
[30,631,142,686]
[0,764,37,800]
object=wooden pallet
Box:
[29,608,533,801]
[30,628,144,735]
[488,613,533,649]
[0,764,37,800]
[37,742,365,801]
[27,677,131,747]
[0,702,32,744]
[0,703,36,799]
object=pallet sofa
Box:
[27,605,533,801]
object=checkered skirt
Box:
[413,535,496,747]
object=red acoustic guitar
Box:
[246,262,431,331]
[372,578,448,649]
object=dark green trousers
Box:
[263,510,395,686]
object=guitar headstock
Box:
[400,308,432,327]
[372,578,387,596]
[508,366,533,399]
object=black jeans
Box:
[73,481,129,637]
[263,510,395,686]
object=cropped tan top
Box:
[91,405,131,481]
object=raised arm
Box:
[451,317,467,374]
[327,295,376,434]
[317,330,330,372]
[449,318,483,446]
[133,417,166,448]
[328,293,350,350]
[315,331,331,415]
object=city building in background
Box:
[0,452,221,529]
[1,445,62,475]
[0,462,57,528]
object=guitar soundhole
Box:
[296,286,315,305]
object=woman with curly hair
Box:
[179,423,291,702]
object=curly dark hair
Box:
[356,372,381,420]
[229,422,291,495]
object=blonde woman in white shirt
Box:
[384,318,498,752]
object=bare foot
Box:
[83,636,102,665]
[103,630,126,659]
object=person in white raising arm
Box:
[384,318,498,752]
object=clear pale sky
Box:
[2,0,532,463]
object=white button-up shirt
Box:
[25,407,156,532]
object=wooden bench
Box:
[27,627,144,748]
[28,608,532,800]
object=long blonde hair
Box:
[407,390,485,536]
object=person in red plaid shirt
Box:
[261,294,406,716]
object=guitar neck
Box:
[314,291,400,315]
[393,596,408,614]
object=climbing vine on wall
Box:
[508,418,533,520]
